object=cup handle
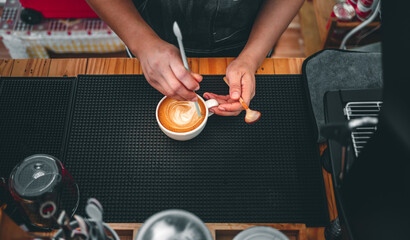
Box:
[205,99,219,117]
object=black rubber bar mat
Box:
[65,75,328,226]
[0,77,75,177]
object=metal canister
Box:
[135,209,213,240]
[8,154,79,229]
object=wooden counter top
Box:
[0,58,304,77]
[0,57,333,240]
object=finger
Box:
[167,94,185,101]
[218,102,243,112]
[150,81,168,97]
[203,92,211,100]
[226,71,242,100]
[241,73,255,106]
[212,107,242,116]
[208,107,218,113]
[204,92,242,112]
[203,92,231,101]
[163,70,197,101]
[143,60,195,101]
[191,72,203,83]
[170,60,200,91]
[204,92,242,113]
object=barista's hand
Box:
[203,93,242,116]
[204,57,256,116]
[132,38,202,101]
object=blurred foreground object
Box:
[135,209,213,240]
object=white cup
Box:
[156,95,219,141]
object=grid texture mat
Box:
[0,77,74,177]
[65,75,328,226]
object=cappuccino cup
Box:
[156,95,219,141]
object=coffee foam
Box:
[158,98,206,133]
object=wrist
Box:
[127,30,161,59]
[236,51,260,72]
[238,41,274,71]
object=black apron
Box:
[132,0,264,57]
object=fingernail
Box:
[209,109,214,113]
[218,106,225,111]
[232,92,240,99]
[191,97,198,102]
[195,86,200,91]
[203,94,209,100]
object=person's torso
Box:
[133,0,264,56]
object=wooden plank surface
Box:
[256,58,275,74]
[86,58,129,74]
[299,0,323,56]
[33,222,309,240]
[312,0,334,44]
[188,58,200,73]
[0,209,32,240]
[0,59,13,77]
[124,58,142,74]
[273,58,304,74]
[323,168,338,220]
[108,223,143,240]
[10,59,51,77]
[307,227,325,240]
[196,58,274,75]
[198,58,229,75]
[207,223,308,240]
[48,58,87,77]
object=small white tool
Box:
[173,21,202,118]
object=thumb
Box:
[227,74,242,100]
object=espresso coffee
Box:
[158,97,206,133]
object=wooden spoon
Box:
[223,77,261,123]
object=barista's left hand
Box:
[203,56,257,116]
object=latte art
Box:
[158,98,206,133]
[169,101,201,127]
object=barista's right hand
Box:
[131,38,202,101]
